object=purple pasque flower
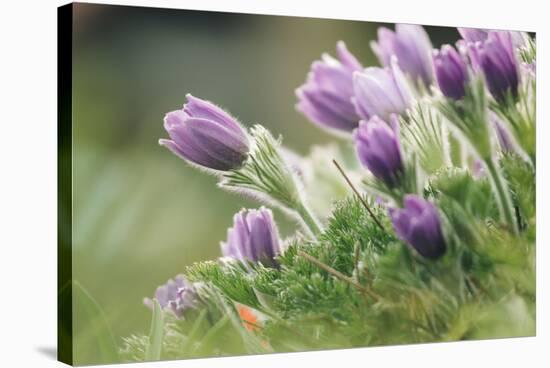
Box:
[433,44,469,100]
[353,59,413,122]
[458,27,489,43]
[371,24,434,87]
[389,195,446,259]
[470,32,520,102]
[221,207,281,267]
[354,115,403,187]
[159,94,250,171]
[296,41,363,133]
[144,275,199,318]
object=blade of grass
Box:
[181,309,209,356]
[145,299,164,361]
[72,281,119,362]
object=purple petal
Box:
[458,27,489,43]
[371,24,434,86]
[336,41,363,71]
[221,207,281,267]
[160,96,249,171]
[354,116,403,186]
[183,94,245,137]
[295,42,362,133]
[353,64,412,122]
[390,195,446,259]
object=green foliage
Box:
[120,334,148,362]
[124,163,535,360]
[186,260,261,309]
[501,153,536,227]
[428,167,495,220]
[121,182,535,361]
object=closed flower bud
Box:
[354,115,403,187]
[389,195,446,259]
[471,32,520,102]
[433,45,469,100]
[221,207,281,267]
[296,41,363,133]
[353,60,413,121]
[371,24,434,87]
[144,275,199,318]
[159,94,250,171]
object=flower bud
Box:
[221,207,281,267]
[471,32,520,102]
[354,115,403,187]
[159,94,250,171]
[296,41,362,133]
[144,275,199,318]
[353,60,413,121]
[433,45,469,100]
[371,24,434,87]
[389,195,446,259]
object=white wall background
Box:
[0,0,547,367]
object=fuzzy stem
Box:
[484,157,518,234]
[295,201,323,236]
[448,134,464,167]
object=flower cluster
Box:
[141,23,535,360]
[156,25,534,267]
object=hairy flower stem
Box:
[498,103,536,167]
[332,159,386,232]
[448,134,464,167]
[295,202,323,237]
[221,125,324,239]
[484,157,518,234]
[298,250,380,301]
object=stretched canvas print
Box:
[58,2,536,366]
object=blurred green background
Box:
[70,3,458,364]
